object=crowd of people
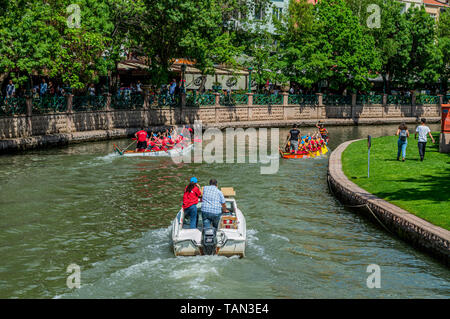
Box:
[284,122,329,155]
[134,125,193,152]
[395,118,435,162]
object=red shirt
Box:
[182,186,201,209]
[136,130,147,142]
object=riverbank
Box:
[328,138,450,265]
[0,110,441,153]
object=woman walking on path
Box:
[396,123,409,162]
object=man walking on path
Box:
[414,118,435,161]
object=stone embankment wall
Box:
[328,139,450,265]
[0,102,442,153]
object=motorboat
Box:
[171,187,246,258]
[113,142,193,157]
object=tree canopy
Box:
[0,0,448,93]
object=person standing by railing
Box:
[48,81,55,96]
[40,79,48,97]
[88,83,95,96]
[6,80,15,98]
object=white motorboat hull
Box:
[171,199,246,258]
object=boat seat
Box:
[219,215,238,229]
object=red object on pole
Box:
[442,104,450,133]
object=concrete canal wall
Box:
[0,103,441,153]
[327,139,450,265]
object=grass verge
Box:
[342,133,450,231]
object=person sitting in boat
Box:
[182,177,202,229]
[298,142,308,155]
[201,179,230,229]
[288,124,300,153]
[135,129,148,152]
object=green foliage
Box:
[0,0,447,92]
[438,9,450,91]
[279,0,380,92]
[0,0,145,90]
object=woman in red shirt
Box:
[182,177,202,229]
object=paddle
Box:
[117,139,137,155]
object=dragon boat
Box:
[279,143,329,159]
[113,142,193,157]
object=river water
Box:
[1,123,448,299]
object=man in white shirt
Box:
[415,118,435,161]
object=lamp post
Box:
[248,67,253,93]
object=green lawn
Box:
[342,133,450,231]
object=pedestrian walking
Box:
[396,123,410,162]
[414,118,435,161]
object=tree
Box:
[0,0,140,92]
[359,0,411,93]
[437,9,450,93]
[401,7,441,90]
[279,0,381,93]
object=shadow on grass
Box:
[372,165,450,204]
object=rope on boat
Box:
[326,175,393,234]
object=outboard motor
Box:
[202,227,217,255]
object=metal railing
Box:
[72,95,107,111]
[253,94,283,105]
[386,95,412,105]
[220,94,249,106]
[185,93,215,107]
[444,95,450,104]
[324,94,352,105]
[0,97,27,116]
[356,94,383,105]
[416,95,439,105]
[288,94,318,105]
[111,94,145,109]
[32,96,67,113]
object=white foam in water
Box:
[270,233,290,242]
[247,229,275,264]
[77,153,119,168]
